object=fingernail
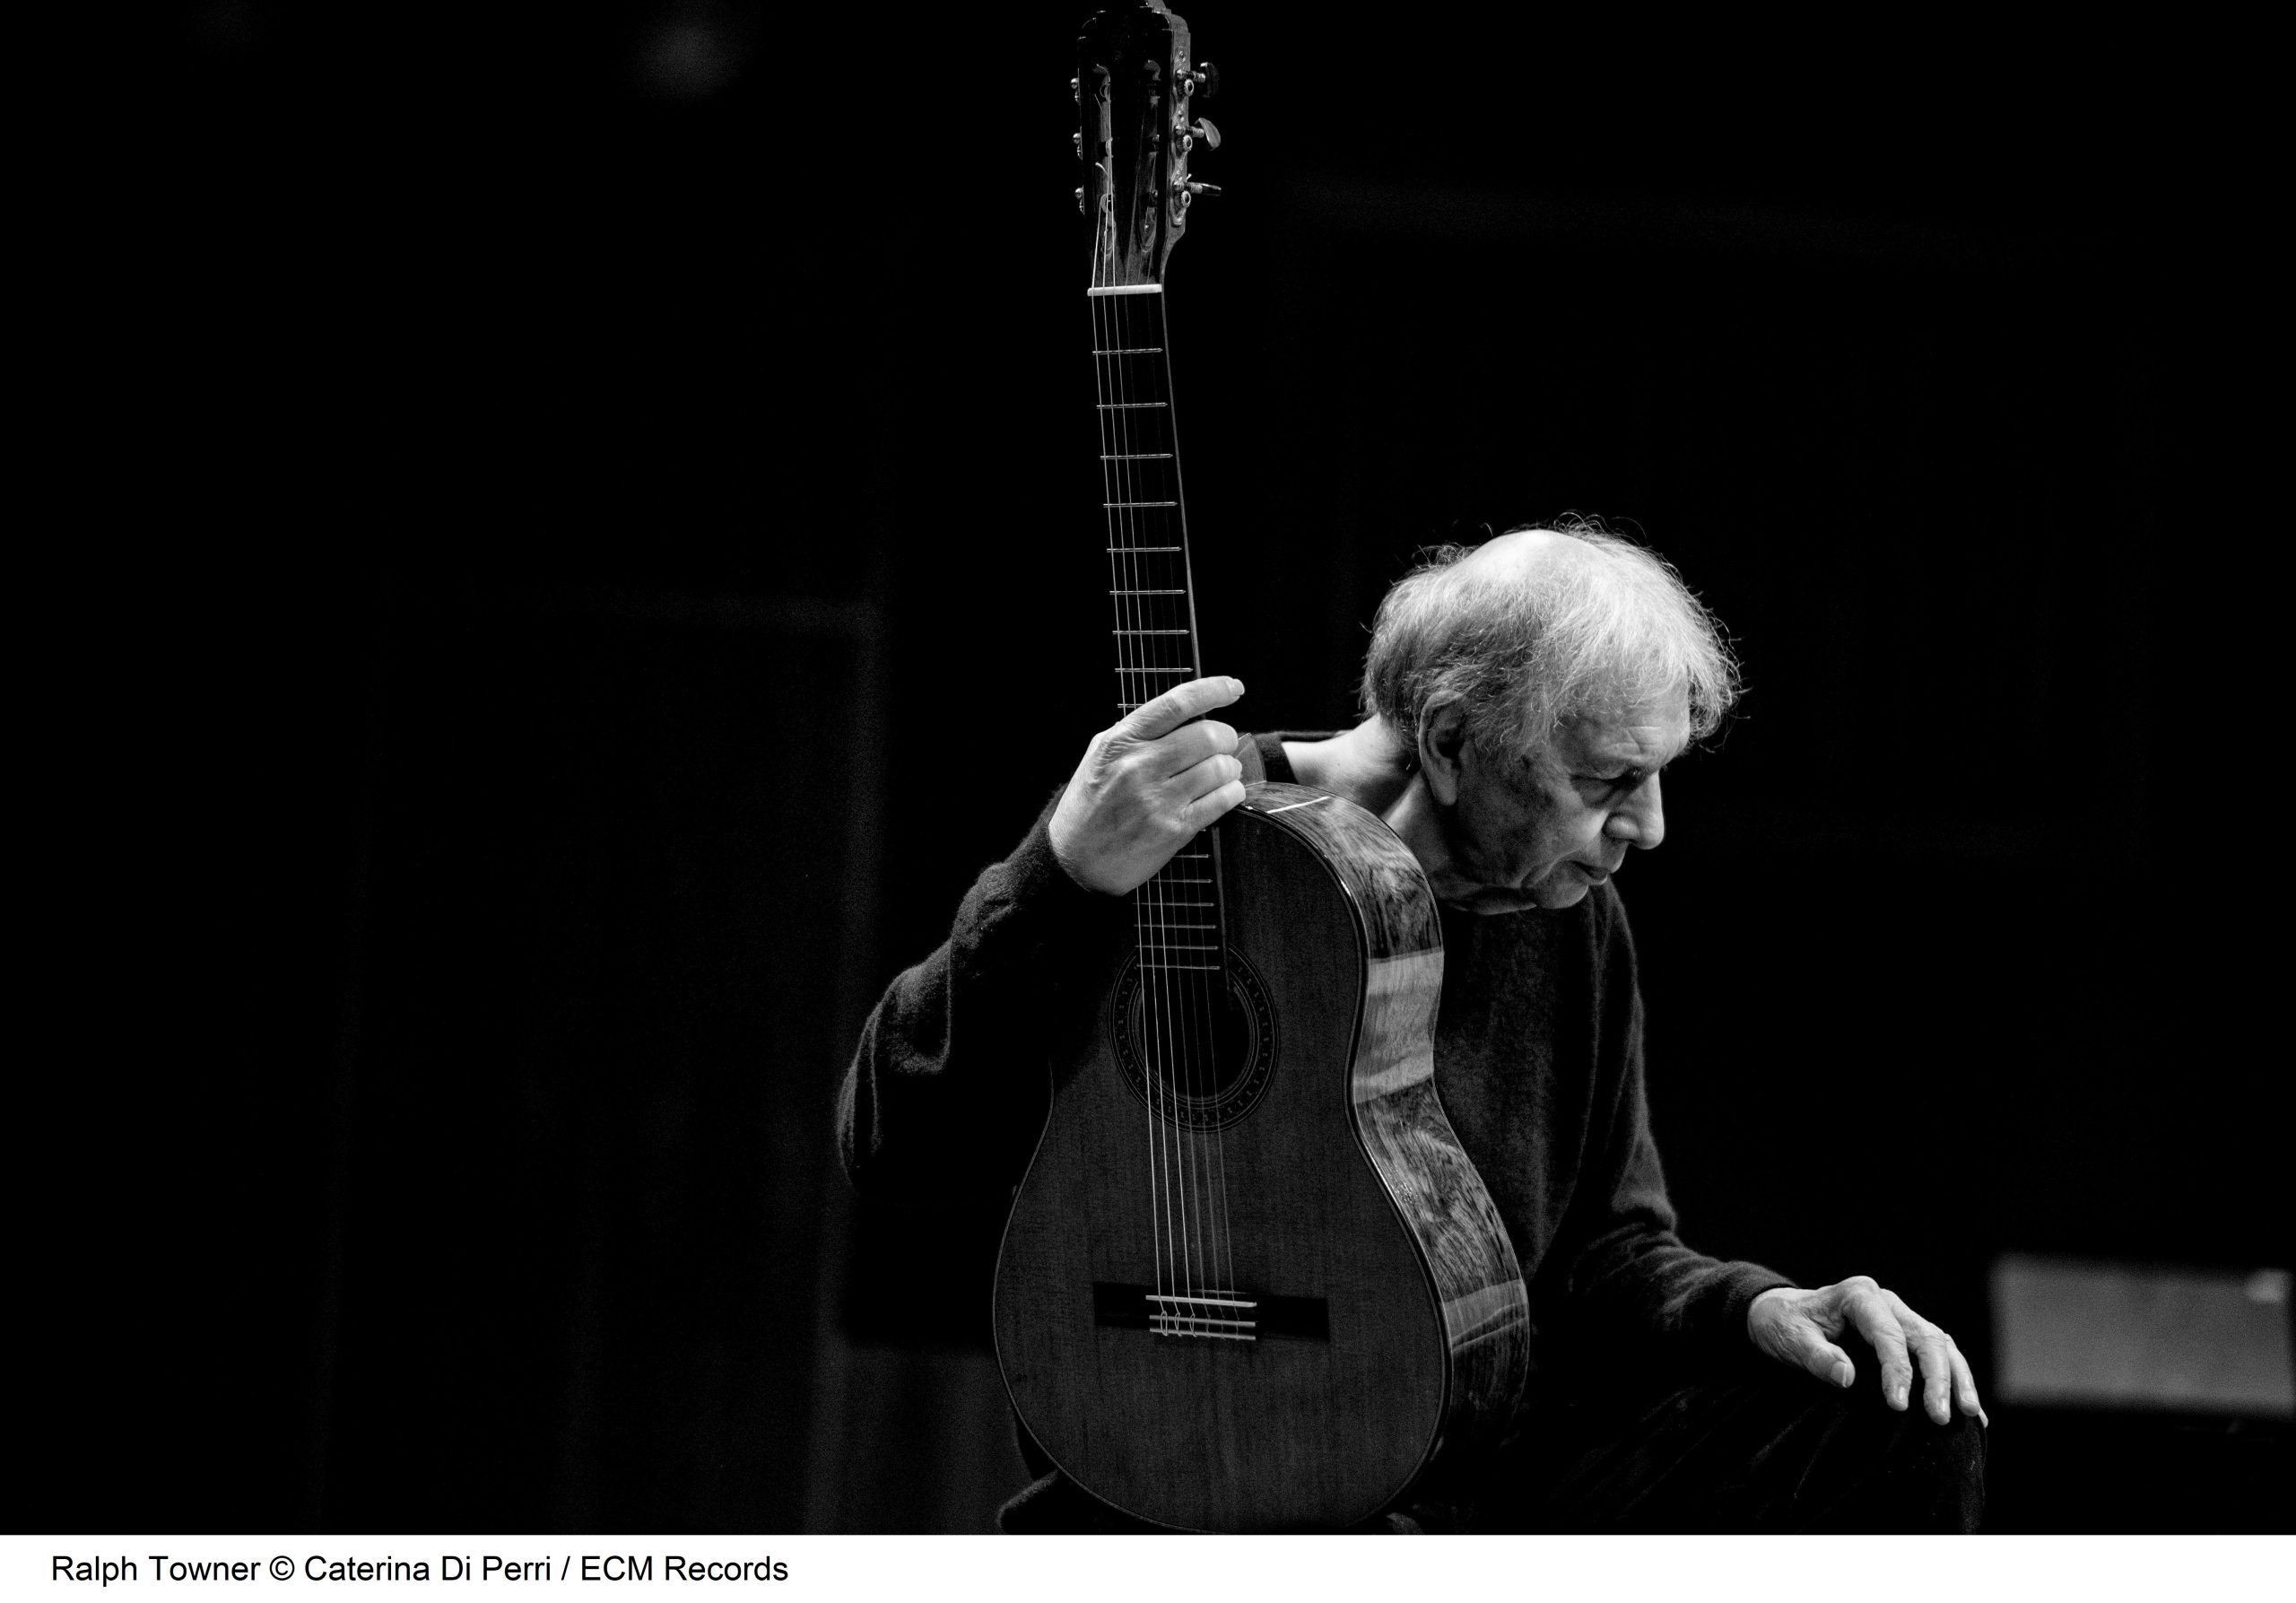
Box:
[1833,1365,1853,1388]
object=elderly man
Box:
[839,522,1987,1531]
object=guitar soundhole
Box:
[1110,950,1274,1130]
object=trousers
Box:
[998,1347,1987,1533]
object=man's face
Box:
[1430,691,1691,914]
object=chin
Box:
[1451,878,1590,916]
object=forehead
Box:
[1547,692,1692,767]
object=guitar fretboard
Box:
[1089,282,1224,976]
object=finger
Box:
[1948,1343,1987,1427]
[1122,676,1245,742]
[1147,719,1241,775]
[1180,777,1248,832]
[1910,1324,1954,1424]
[1843,1282,1915,1410]
[1762,1300,1857,1389]
[1799,1331,1857,1390]
[1174,752,1244,803]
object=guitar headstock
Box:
[1076,3,1220,291]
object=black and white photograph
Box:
[27,0,2285,1580]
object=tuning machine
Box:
[1176,61,1219,100]
[1172,116,1221,153]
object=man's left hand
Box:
[1747,1278,1987,1426]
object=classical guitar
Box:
[991,1,1529,1531]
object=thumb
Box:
[1779,1325,1857,1390]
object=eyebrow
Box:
[1580,754,1676,786]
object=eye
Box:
[1574,769,1644,798]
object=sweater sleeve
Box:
[837,797,1130,1207]
[1554,890,1793,1364]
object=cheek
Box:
[1486,806,1570,871]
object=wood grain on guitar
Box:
[991,2,1528,1531]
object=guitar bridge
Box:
[1148,1292,1257,1341]
[1091,1281,1331,1342]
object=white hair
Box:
[1360,516,1740,762]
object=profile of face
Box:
[1418,689,1690,914]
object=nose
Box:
[1605,771,1665,851]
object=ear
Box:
[1417,701,1469,806]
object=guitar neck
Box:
[1090,282,1224,970]
[1091,284,1198,715]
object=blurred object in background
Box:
[1984,1254,2292,1531]
[1994,1256,2293,1419]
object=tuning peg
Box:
[1188,117,1221,151]
[1189,62,1219,99]
[1075,186,1085,213]
[1185,180,1222,198]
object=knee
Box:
[1847,1391,1988,1532]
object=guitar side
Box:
[992,782,1528,1530]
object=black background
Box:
[32,1,2279,1532]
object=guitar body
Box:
[994,782,1529,1530]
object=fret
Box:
[1108,549,1184,556]
[1101,453,1174,461]
[1092,347,1166,355]
[1137,962,1222,971]
[1111,627,1189,633]
[1105,501,1179,509]
[1096,402,1169,410]
[1119,666,1191,676]
[1110,588,1187,596]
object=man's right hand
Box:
[1048,676,1248,895]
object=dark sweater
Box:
[837,733,1790,1402]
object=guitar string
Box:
[1164,284,1222,1312]
[1164,283,1237,1306]
[1123,284,1199,1313]
[1109,278,1180,1316]
[1135,284,1207,1316]
[1154,283,1221,1307]
[1091,235,1170,1314]
[1105,269,1189,1313]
